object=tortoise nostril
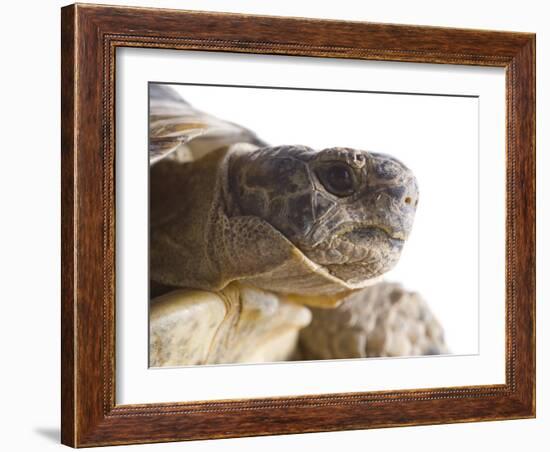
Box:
[404,197,412,205]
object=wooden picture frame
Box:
[61,3,535,447]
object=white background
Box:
[0,0,546,451]
[118,51,506,404]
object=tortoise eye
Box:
[316,163,357,197]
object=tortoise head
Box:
[227,145,418,284]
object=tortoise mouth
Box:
[334,226,405,262]
[299,224,405,283]
[334,223,406,243]
[321,227,404,283]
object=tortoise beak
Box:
[366,151,419,241]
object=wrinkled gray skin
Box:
[149,85,419,295]
[226,145,419,284]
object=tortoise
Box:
[148,85,446,366]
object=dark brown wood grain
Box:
[61,5,76,446]
[61,3,536,447]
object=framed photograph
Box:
[61,4,535,447]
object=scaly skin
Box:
[227,145,418,285]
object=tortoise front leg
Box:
[298,282,447,360]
